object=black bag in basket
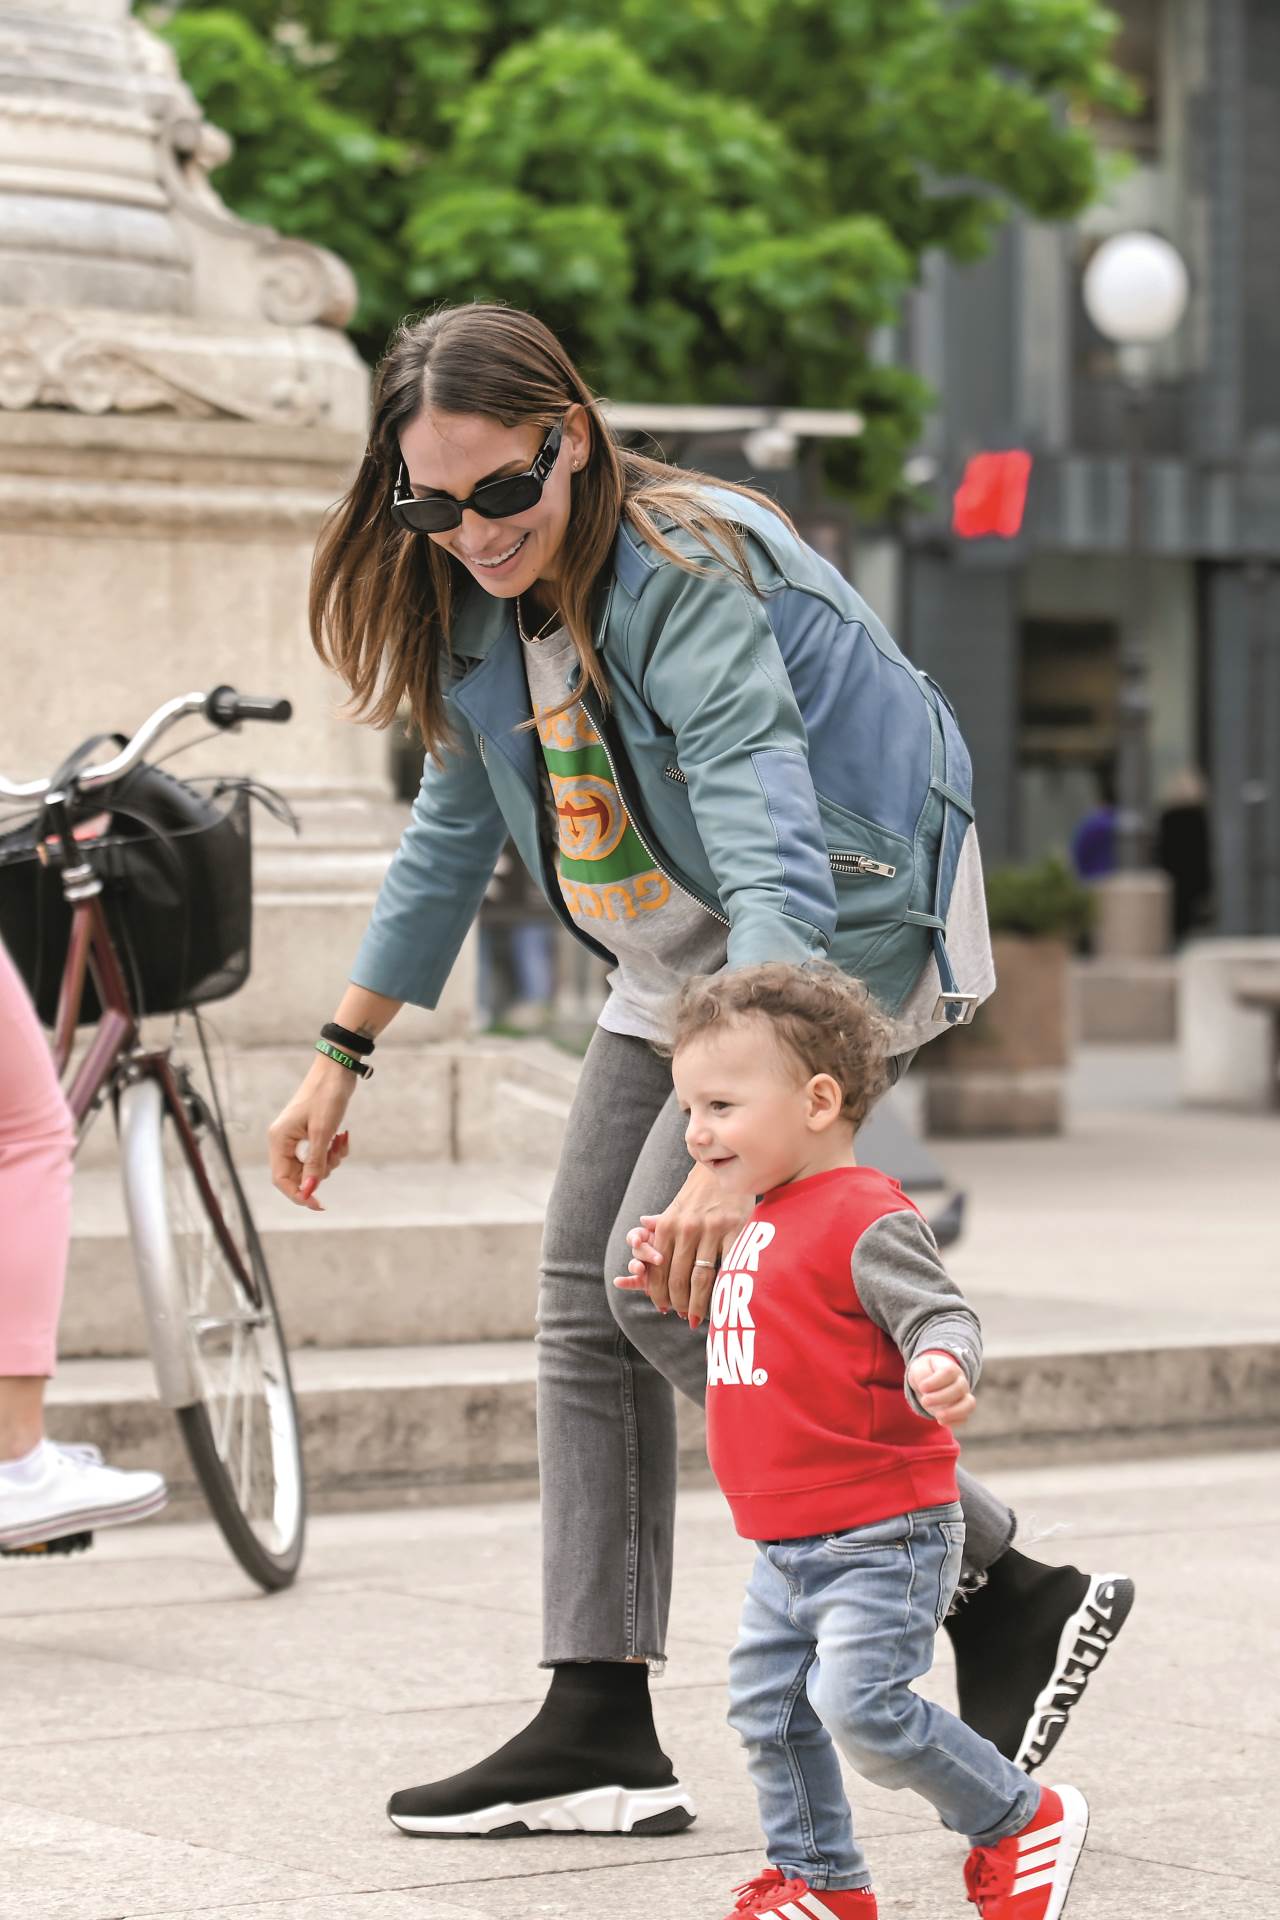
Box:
[0,751,275,1027]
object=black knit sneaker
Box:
[945,1552,1135,1774]
[387,1662,697,1837]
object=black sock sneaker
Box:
[944,1548,1135,1773]
[386,1662,698,1837]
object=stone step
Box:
[211,890,476,1046]
[73,1034,579,1171]
[50,887,474,1077]
[62,1160,552,1359]
[42,1333,1280,1517]
[256,791,412,851]
[255,848,401,891]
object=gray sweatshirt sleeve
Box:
[850,1209,983,1419]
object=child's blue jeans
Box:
[727,1502,1039,1891]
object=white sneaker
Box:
[0,1441,167,1549]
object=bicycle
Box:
[0,688,305,1591]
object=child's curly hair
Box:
[669,962,894,1130]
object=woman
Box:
[268,305,1131,1837]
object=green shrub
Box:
[984,856,1094,940]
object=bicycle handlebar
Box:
[0,686,294,801]
[205,685,294,731]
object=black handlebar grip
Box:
[205,686,294,728]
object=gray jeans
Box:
[536,1026,1015,1664]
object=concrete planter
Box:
[922,934,1072,1136]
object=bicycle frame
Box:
[53,880,135,1116]
[43,797,261,1312]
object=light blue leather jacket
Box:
[351,488,974,1018]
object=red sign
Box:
[951,450,1033,540]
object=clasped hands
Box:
[612,1159,752,1328]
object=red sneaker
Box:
[963,1785,1089,1919]
[722,1868,878,1919]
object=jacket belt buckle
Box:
[934,991,979,1026]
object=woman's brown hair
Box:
[309,303,795,759]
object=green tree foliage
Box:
[146,0,1132,510]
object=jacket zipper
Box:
[665,767,895,880]
[582,694,730,928]
[829,852,896,878]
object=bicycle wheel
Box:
[122,1070,306,1589]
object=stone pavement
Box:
[3,1447,1278,1920]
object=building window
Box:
[1020,618,1119,767]
[1072,0,1163,159]
[1016,617,1120,859]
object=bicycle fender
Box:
[117,1075,201,1408]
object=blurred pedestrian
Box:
[0,935,167,1552]
[478,843,558,1030]
[266,304,1132,1839]
[1069,764,1117,884]
[1155,768,1213,942]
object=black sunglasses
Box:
[390,421,565,534]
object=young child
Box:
[635,962,1089,1920]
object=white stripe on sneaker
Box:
[797,1898,844,1920]
[1018,1843,1060,1876]
[1018,1820,1063,1850]
[1012,1867,1058,1895]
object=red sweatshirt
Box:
[704,1166,980,1541]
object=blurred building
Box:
[888,0,1279,937]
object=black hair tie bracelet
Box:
[321,1021,375,1057]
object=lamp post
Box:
[1082,232,1190,873]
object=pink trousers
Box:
[0,936,74,1376]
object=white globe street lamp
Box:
[1081,231,1190,880]
[1082,231,1190,348]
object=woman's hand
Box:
[267,1056,356,1212]
[612,1160,755,1326]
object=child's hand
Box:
[612,1223,669,1310]
[907,1351,975,1428]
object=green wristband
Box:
[315,1038,372,1079]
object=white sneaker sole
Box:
[1039,1783,1090,1920]
[1015,1573,1134,1773]
[387,1781,697,1837]
[0,1483,168,1551]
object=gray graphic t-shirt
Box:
[521,627,727,1045]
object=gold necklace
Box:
[516,595,561,645]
